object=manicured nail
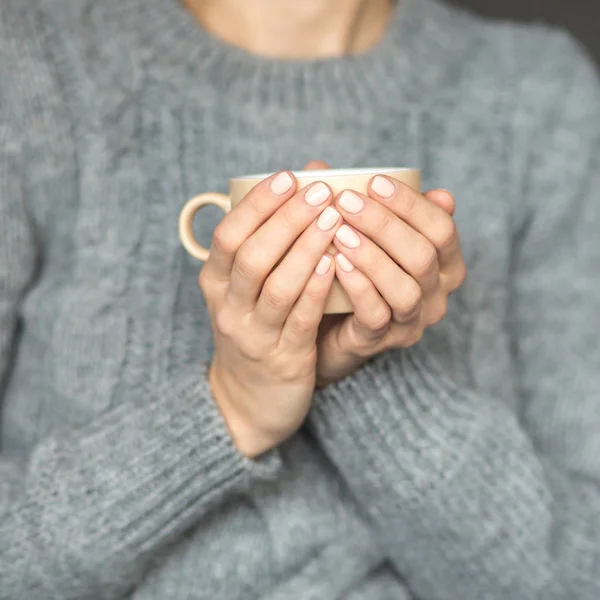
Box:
[338,190,364,214]
[335,224,360,248]
[371,175,395,198]
[336,253,355,272]
[305,182,331,206]
[270,171,294,195]
[317,207,340,231]
[315,255,332,275]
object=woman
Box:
[1,0,599,598]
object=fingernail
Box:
[270,171,294,195]
[315,254,332,275]
[371,176,395,198]
[305,182,331,206]
[336,253,355,272]
[338,190,364,214]
[335,224,360,248]
[317,207,340,231]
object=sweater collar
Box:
[100,0,478,111]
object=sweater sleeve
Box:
[0,26,280,600]
[0,144,281,600]
[307,33,600,600]
[0,157,280,599]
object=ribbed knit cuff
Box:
[0,361,283,596]
[309,345,488,494]
[152,361,283,487]
[28,362,283,556]
[310,348,558,596]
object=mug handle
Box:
[178,192,231,261]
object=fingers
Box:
[255,206,342,327]
[227,182,334,310]
[280,253,336,348]
[332,254,392,350]
[336,190,440,293]
[424,189,455,216]
[207,171,297,280]
[420,190,468,290]
[303,160,330,170]
[332,225,424,324]
[368,176,461,269]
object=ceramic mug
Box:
[179,167,421,313]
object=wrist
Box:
[208,361,279,458]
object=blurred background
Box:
[450,0,600,65]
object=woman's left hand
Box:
[316,176,467,387]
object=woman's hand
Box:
[200,171,341,457]
[316,177,466,387]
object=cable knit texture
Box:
[1,0,599,598]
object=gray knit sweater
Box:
[1,0,599,598]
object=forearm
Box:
[308,347,599,600]
[0,363,281,600]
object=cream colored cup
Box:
[179,167,421,314]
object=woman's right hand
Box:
[200,171,341,458]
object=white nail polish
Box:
[336,253,355,272]
[305,182,330,206]
[338,190,364,213]
[335,224,361,248]
[317,207,340,231]
[371,176,395,198]
[270,171,294,195]
[315,255,332,275]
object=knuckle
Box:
[394,283,423,321]
[272,351,316,382]
[404,326,424,347]
[303,278,328,304]
[429,296,448,325]
[447,195,456,215]
[434,218,457,251]
[367,305,392,333]
[234,243,265,281]
[352,343,376,359]
[212,223,238,255]
[303,287,327,310]
[289,314,317,338]
[198,266,211,292]
[233,256,256,282]
[214,308,235,337]
[392,324,424,348]
[239,340,265,361]
[262,281,292,311]
[454,262,468,288]
[413,243,439,278]
[234,344,261,362]
[244,327,275,359]
[345,327,377,357]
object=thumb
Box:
[303,160,330,170]
[424,189,455,216]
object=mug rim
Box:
[233,167,418,180]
